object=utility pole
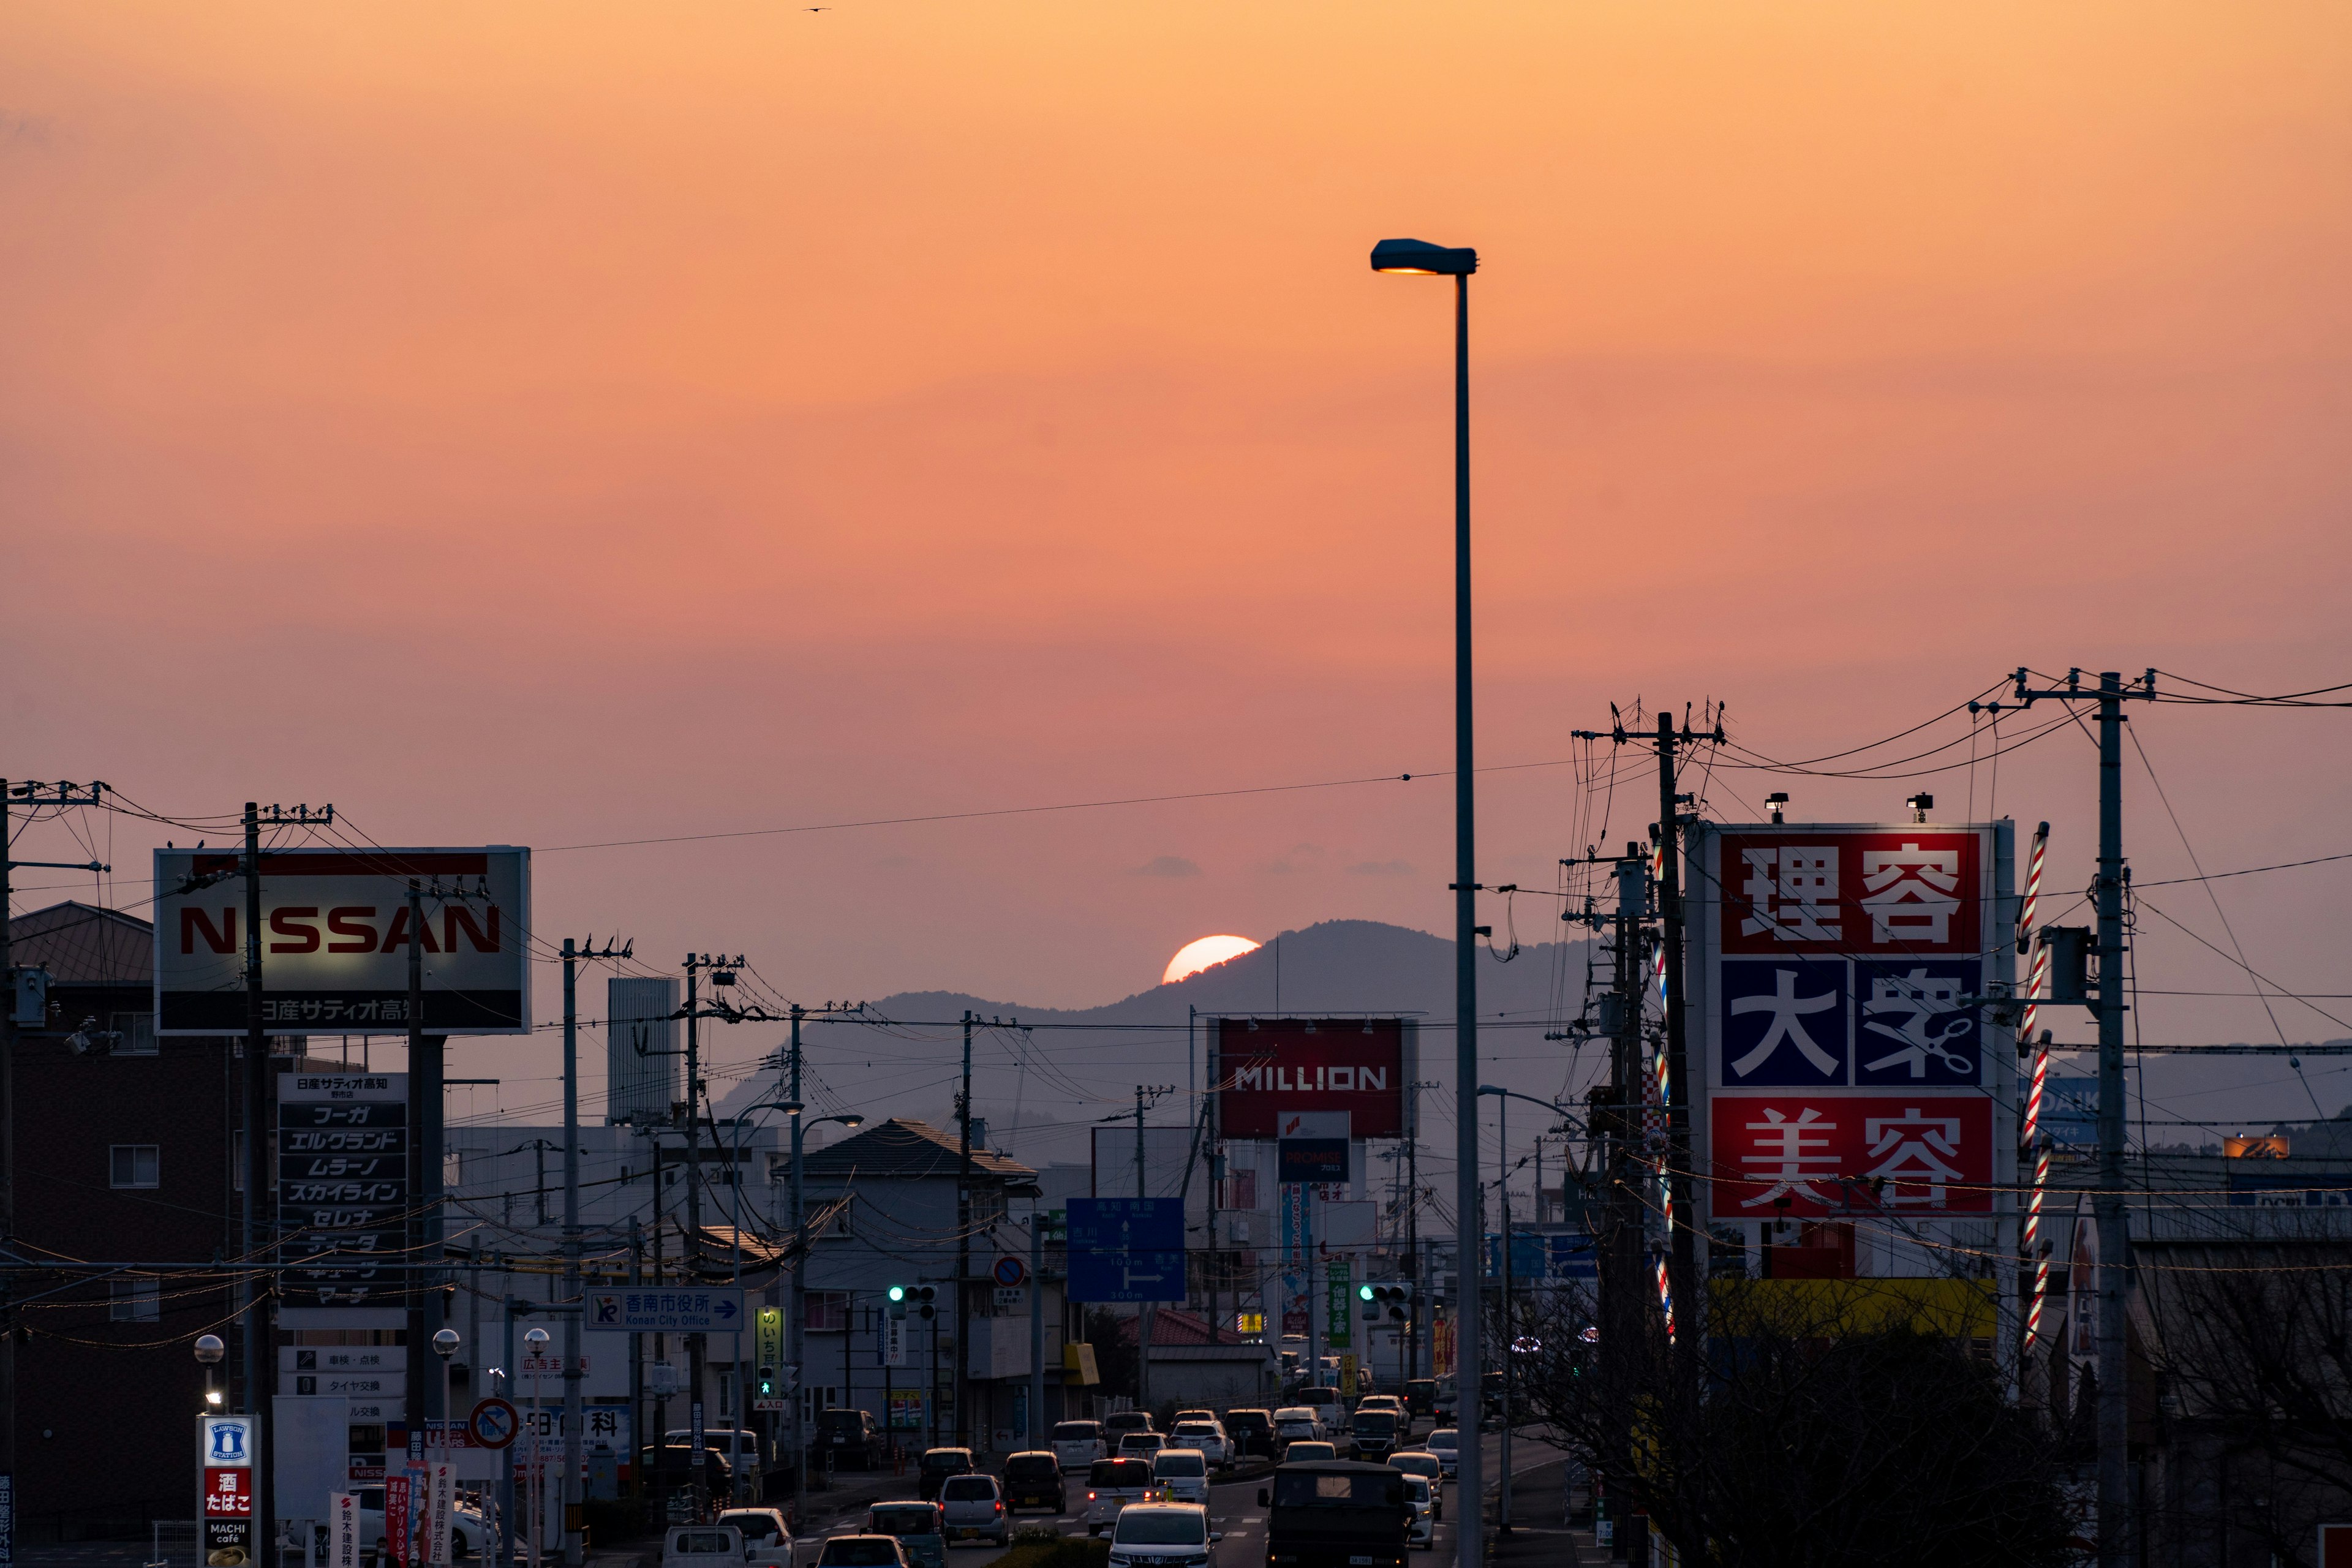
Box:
[1650,717,1700,1337]
[0,778,108,1565]
[956,1012,974,1447]
[1404,1082,1421,1384]
[1600,847,1646,1561]
[244,804,277,1556]
[2010,668,2154,1568]
[786,1005,806,1531]
[560,938,625,1566]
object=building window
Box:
[111,1012,157,1056]
[973,1189,1006,1226]
[110,1145,160,1189]
[805,1291,849,1332]
[110,1279,160,1322]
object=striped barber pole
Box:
[1655,1254,1676,1343]
[2016,821,2055,1347]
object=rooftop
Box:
[4,901,153,987]
[801,1117,1038,1184]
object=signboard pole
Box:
[241,804,277,1564]
[1653,717,1700,1338]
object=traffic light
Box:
[888,1285,908,1319]
[758,1365,776,1398]
[1361,1285,1409,1322]
[910,1286,937,1321]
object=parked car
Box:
[1423,1430,1460,1480]
[1084,1457,1156,1536]
[1223,1409,1276,1459]
[1273,1407,1323,1446]
[1106,1502,1222,1566]
[1401,1477,1436,1550]
[1149,1447,1210,1506]
[918,1447,976,1501]
[1166,1420,1229,1467]
[816,1537,911,1568]
[355,1491,492,1562]
[1385,1452,1444,1517]
[938,1473,1008,1548]
[816,1408,886,1471]
[1281,1441,1338,1464]
[662,1525,745,1568]
[1052,1420,1109,1471]
[717,1509,793,1568]
[1115,1432,1166,1462]
[1001,1451,1068,1513]
[867,1503,947,1568]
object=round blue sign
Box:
[992,1256,1027,1288]
[469,1396,520,1450]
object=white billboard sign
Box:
[154,847,530,1035]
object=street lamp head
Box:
[1477,1084,1506,1098]
[835,1114,865,1129]
[194,1333,226,1365]
[432,1329,462,1360]
[1371,238,1478,276]
[524,1327,549,1350]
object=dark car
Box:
[867,1503,946,1568]
[918,1447,976,1502]
[1351,1409,1402,1462]
[1223,1409,1275,1459]
[1001,1451,1067,1513]
[816,1408,886,1471]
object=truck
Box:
[1257,1462,1412,1568]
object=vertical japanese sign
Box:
[424,1464,454,1567]
[332,1493,358,1568]
[279,1074,410,1311]
[1324,1260,1352,1349]
[383,1476,412,1568]
[1433,1317,1456,1380]
[200,1415,256,1566]
[1692,823,2013,1221]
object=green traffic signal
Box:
[888,1284,907,1303]
[1357,1284,1376,1302]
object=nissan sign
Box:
[1213,1018,1411,1139]
[154,847,531,1035]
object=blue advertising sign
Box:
[1068,1249,1186,1303]
[1066,1197,1183,1253]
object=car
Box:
[354,1491,492,1562]
[1166,1420,1229,1467]
[1354,1395,1403,1421]
[1401,1477,1435,1550]
[1084,1457,1155,1536]
[717,1509,793,1568]
[867,1502,948,1568]
[937,1473,1009,1548]
[1423,1430,1460,1480]
[1272,1408,1323,1446]
[1052,1420,1109,1471]
[1104,1411,1156,1441]
[1385,1452,1443,1517]
[816,1536,913,1568]
[918,1447,976,1502]
[1402,1381,1439,1421]
[815,1408,886,1471]
[1001,1452,1068,1513]
[638,1444,737,1502]
[1350,1407,1403,1461]
[1281,1441,1338,1464]
[669,1428,767,1476]
[1222,1409,1275,1459]
[662,1525,746,1568]
[1116,1432,1166,1462]
[1298,1386,1346,1434]
[1170,1409,1216,1427]
[1106,1502,1222,1567]
[1149,1448,1210,1506]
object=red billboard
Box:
[1719,831,1984,957]
[1707,1094,1994,1216]
[1215,1019,1406,1139]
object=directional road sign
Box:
[584,1289,745,1333]
[1066,1198,1182,1252]
[1068,1248,1185,1303]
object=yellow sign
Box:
[1433,1319,1456,1379]
[1063,1342,1101,1385]
[1235,1313,1265,1335]
[1712,1278,1998,1341]
[1338,1354,1358,1400]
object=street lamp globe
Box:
[194,1333,225,1365]
[524,1327,549,1351]
[433,1329,461,1360]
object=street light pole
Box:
[1371,235,1482,1568]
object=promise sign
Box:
[154,848,531,1035]
[1214,1018,1409,1140]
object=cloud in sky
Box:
[1129,855,1202,878]
[1347,860,1415,878]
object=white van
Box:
[1052,1419,1108,1471]
[662,1524,745,1568]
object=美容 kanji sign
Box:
[1692,822,2014,1222]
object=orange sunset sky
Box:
[5,2,2351,1095]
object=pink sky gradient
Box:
[6,2,2351,1104]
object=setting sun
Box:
[1162,933,1262,986]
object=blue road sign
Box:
[1068,1248,1186,1303]
[1066,1197,1182,1253]
[585,1289,744,1332]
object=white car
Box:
[1116,1432,1166,1463]
[1166,1420,1228,1467]
[1053,1419,1109,1471]
[355,1490,492,1561]
[1298,1387,1346,1434]
[1085,1457,1156,1536]
[1402,1476,1435,1550]
[717,1508,794,1568]
[937,1473,1009,1548]
[1424,1428,1461,1480]
[1148,1448,1210,1506]
[662,1525,746,1568]
[1106,1503,1221,1568]
[1272,1407,1322,1446]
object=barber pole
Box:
[1654,1254,1676,1343]
[2016,822,2054,1348]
